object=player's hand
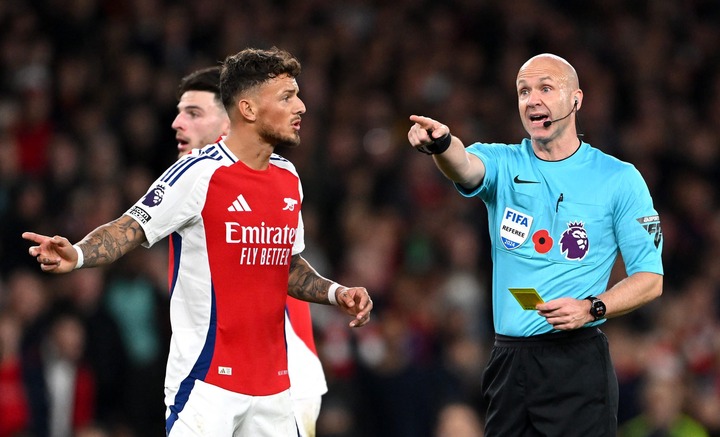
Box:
[536,297,593,330]
[22,232,78,274]
[408,115,450,149]
[334,286,373,328]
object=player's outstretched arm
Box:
[288,254,373,328]
[23,215,146,273]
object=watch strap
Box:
[585,296,606,321]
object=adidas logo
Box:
[228,194,252,212]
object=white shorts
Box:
[292,396,322,437]
[166,380,298,436]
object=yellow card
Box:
[509,288,544,310]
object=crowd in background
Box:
[1,0,719,436]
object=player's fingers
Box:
[338,289,354,308]
[50,235,71,247]
[37,255,60,266]
[350,297,373,327]
[22,231,46,243]
[355,290,372,310]
[350,305,372,327]
[39,259,61,272]
[345,287,365,302]
[350,316,370,328]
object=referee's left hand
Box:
[536,297,593,330]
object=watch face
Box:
[592,300,606,318]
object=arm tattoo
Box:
[288,254,333,304]
[77,215,146,267]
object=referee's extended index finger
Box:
[409,114,437,130]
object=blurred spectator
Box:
[4,269,50,353]
[0,311,30,437]
[355,308,446,437]
[619,372,709,437]
[61,269,129,430]
[434,402,484,437]
[0,179,49,276]
[23,310,96,437]
[74,423,112,437]
[101,251,169,437]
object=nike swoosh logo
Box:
[513,175,540,184]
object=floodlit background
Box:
[1,1,719,436]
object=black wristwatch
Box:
[585,296,606,321]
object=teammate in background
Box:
[407,53,663,436]
[23,47,372,436]
[172,67,230,158]
[172,65,328,437]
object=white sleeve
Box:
[125,156,212,247]
[292,174,306,255]
[292,211,305,255]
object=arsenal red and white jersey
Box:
[124,140,305,404]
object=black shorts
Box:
[481,327,618,437]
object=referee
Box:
[407,53,663,436]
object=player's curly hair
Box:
[220,47,302,112]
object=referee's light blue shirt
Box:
[457,139,663,336]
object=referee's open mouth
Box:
[529,113,549,126]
